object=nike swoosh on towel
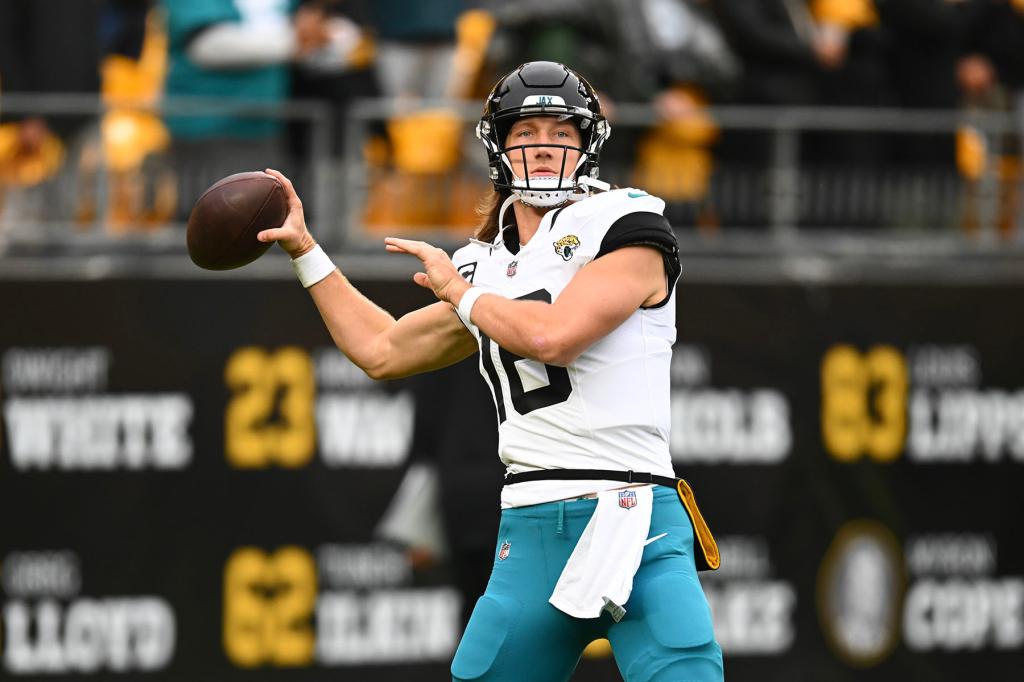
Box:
[644,533,668,546]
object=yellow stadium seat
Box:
[811,0,879,29]
[0,123,65,186]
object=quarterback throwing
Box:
[259,61,723,682]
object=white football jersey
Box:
[451,188,681,500]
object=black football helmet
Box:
[476,61,611,207]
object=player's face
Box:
[504,117,583,181]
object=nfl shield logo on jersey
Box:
[506,260,518,277]
[619,490,637,509]
[498,540,511,560]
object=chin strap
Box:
[475,178,606,251]
[468,193,522,251]
[497,193,521,245]
[575,175,610,197]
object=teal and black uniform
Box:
[162,0,297,139]
[448,61,724,682]
[451,487,721,681]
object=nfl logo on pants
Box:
[619,490,637,509]
[498,540,511,560]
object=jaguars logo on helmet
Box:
[553,235,581,261]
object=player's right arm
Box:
[308,276,477,379]
[258,169,477,380]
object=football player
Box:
[260,61,723,682]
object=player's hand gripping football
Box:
[384,238,470,305]
[256,168,317,258]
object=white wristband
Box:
[457,286,488,326]
[291,244,336,288]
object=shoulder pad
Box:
[564,188,666,238]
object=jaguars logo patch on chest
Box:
[553,235,581,261]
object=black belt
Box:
[503,468,679,488]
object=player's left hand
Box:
[384,237,469,304]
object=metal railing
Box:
[341,99,1022,243]
[1,94,1022,281]
[0,93,333,251]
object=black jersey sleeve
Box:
[594,211,681,308]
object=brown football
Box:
[186,171,288,270]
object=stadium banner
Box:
[1,279,1022,680]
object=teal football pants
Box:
[451,486,723,681]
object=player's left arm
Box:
[472,246,669,365]
[386,228,675,367]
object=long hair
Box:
[474,187,515,244]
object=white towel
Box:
[548,486,653,621]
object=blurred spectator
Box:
[809,0,888,165]
[288,1,378,160]
[1011,0,1024,234]
[366,0,467,101]
[93,3,177,232]
[873,0,971,167]
[955,0,1024,235]
[282,0,379,227]
[710,0,825,174]
[161,0,332,217]
[957,0,1024,105]
[483,0,740,228]
[485,0,737,105]
[711,0,824,108]
[0,0,109,236]
[626,0,740,228]
[361,2,492,231]
[104,0,153,59]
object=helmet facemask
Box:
[477,68,611,209]
[500,137,589,207]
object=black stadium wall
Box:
[1,277,1022,681]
